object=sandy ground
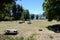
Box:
[0,20,60,40]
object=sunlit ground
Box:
[0,20,60,40]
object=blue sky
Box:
[16,0,44,14]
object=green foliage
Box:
[27,36,35,40]
[23,10,30,21]
[12,4,24,20]
[6,36,35,40]
[36,14,39,19]
[31,14,34,20]
[0,0,31,21]
[21,11,25,21]
[12,4,30,21]
[19,37,24,40]
[7,36,15,40]
[43,0,60,21]
[6,36,24,40]
[0,0,23,21]
[0,0,15,21]
[4,16,11,21]
[43,11,47,16]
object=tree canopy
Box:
[36,14,39,19]
[0,0,31,21]
[12,4,23,20]
[0,0,16,21]
[31,14,35,20]
[0,0,25,21]
[43,0,60,21]
[22,10,30,21]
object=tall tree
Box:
[43,0,60,21]
[0,0,16,21]
[24,10,30,21]
[31,14,34,20]
[0,0,21,21]
[12,4,23,20]
[36,14,39,19]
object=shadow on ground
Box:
[47,24,60,33]
[4,33,18,35]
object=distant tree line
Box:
[0,0,31,21]
[0,0,40,21]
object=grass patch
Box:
[0,34,36,40]
[19,37,24,40]
[4,36,24,40]
[27,35,36,40]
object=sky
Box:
[16,0,44,14]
